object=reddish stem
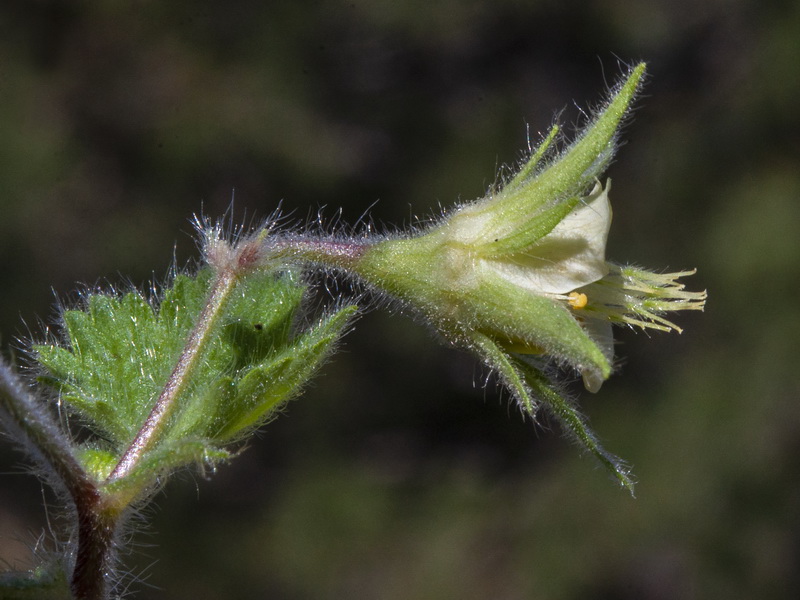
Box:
[70,485,119,600]
[107,267,239,482]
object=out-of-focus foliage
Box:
[0,1,798,599]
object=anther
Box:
[567,292,588,309]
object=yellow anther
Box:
[568,291,588,309]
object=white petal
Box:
[579,317,615,393]
[488,181,612,295]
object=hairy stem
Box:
[70,485,120,600]
[0,360,91,495]
[0,360,120,598]
[107,267,239,482]
[266,235,369,269]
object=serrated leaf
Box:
[36,276,211,444]
[211,305,357,441]
[104,437,232,502]
[34,266,356,486]
[78,447,119,481]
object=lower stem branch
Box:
[0,359,92,499]
[70,487,120,600]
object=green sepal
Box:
[502,124,560,194]
[503,63,643,213]
[471,193,582,260]
[469,331,538,415]
[450,64,644,256]
[356,234,610,381]
[461,273,611,380]
[512,356,634,494]
[470,331,633,494]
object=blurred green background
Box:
[1,1,798,598]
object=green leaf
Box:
[104,437,232,501]
[36,272,213,445]
[0,565,71,599]
[78,447,119,481]
[35,267,356,481]
[211,305,357,442]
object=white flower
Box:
[471,180,612,296]
[265,63,706,492]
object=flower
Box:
[349,64,705,491]
[264,63,706,492]
[347,64,651,386]
[446,177,616,393]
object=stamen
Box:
[568,291,588,309]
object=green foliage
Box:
[34,267,355,480]
[0,565,70,599]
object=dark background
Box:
[1,1,798,598]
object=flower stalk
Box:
[106,228,268,484]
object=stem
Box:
[267,235,369,269]
[107,267,239,482]
[0,360,92,497]
[3,231,366,599]
[0,359,119,599]
[70,485,119,600]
